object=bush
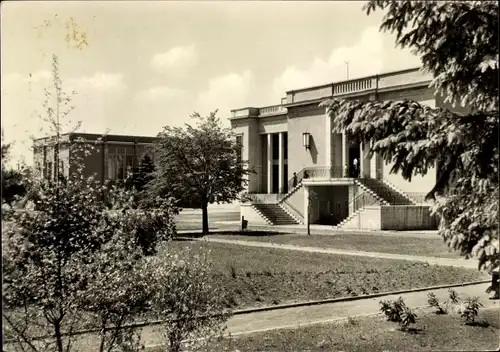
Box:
[459,296,483,325]
[2,171,178,352]
[150,248,231,352]
[427,293,447,314]
[379,297,417,331]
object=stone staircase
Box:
[335,207,367,229]
[356,178,415,205]
[251,203,299,225]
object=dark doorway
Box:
[283,164,288,193]
[348,142,360,178]
[272,165,279,194]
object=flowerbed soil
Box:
[209,233,462,259]
[204,307,500,351]
[3,240,487,343]
[163,241,487,309]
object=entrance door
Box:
[284,164,288,193]
[348,143,360,178]
[272,165,279,194]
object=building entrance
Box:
[348,141,361,178]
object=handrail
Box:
[277,167,307,200]
[349,191,382,214]
[281,199,304,221]
[278,166,344,201]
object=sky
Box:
[1,1,421,166]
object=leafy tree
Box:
[1,135,27,209]
[151,247,230,352]
[321,0,498,272]
[131,153,155,193]
[148,111,249,235]
[1,54,177,352]
[2,166,27,208]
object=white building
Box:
[230,67,464,230]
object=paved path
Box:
[195,237,479,269]
[19,283,494,351]
[175,220,440,239]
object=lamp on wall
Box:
[302,132,311,150]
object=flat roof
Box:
[33,132,157,144]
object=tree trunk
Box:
[54,319,64,352]
[307,203,311,235]
[202,203,209,236]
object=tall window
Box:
[107,144,147,180]
[284,132,288,160]
[236,135,243,163]
[47,162,53,180]
[272,134,279,160]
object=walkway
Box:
[195,237,479,269]
[27,282,493,351]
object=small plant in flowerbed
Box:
[427,289,487,326]
[458,296,484,326]
[379,297,418,332]
[427,289,461,315]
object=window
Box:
[107,144,151,180]
[47,162,53,180]
[236,135,243,163]
[284,132,288,160]
[272,134,279,160]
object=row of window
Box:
[39,160,65,181]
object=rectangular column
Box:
[359,141,364,178]
[342,131,348,177]
[278,132,284,194]
[325,113,332,168]
[304,185,310,228]
[361,139,371,178]
[267,133,273,194]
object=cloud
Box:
[135,86,187,101]
[197,70,254,119]
[68,73,126,92]
[1,70,128,166]
[272,26,421,98]
[150,44,198,73]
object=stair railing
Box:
[240,193,265,204]
[349,191,383,214]
[280,199,304,223]
[277,168,306,200]
[277,166,345,202]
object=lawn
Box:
[175,211,240,231]
[162,240,487,309]
[206,307,500,351]
[209,233,463,259]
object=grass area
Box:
[162,241,487,309]
[209,233,462,259]
[174,211,240,231]
[206,307,500,351]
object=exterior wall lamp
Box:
[302,132,311,150]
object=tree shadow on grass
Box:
[405,327,425,335]
[465,320,491,328]
[173,230,283,240]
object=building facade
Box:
[230,67,465,230]
[33,133,156,183]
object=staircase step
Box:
[357,178,414,205]
[252,203,299,225]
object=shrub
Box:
[427,292,447,314]
[459,296,483,325]
[150,248,230,352]
[448,289,460,304]
[379,297,418,331]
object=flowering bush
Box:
[150,247,231,352]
